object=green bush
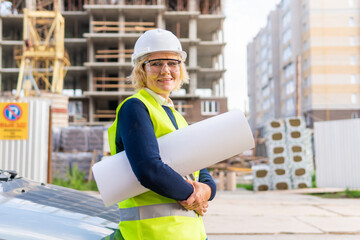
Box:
[309,188,360,199]
[52,165,98,191]
[344,188,360,198]
[312,173,316,188]
[237,183,253,191]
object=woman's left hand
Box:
[178,180,212,216]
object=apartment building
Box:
[247,8,281,130]
[0,0,227,125]
[247,0,360,131]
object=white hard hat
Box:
[131,28,187,66]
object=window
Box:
[305,95,310,107]
[261,33,268,46]
[282,45,292,62]
[303,21,308,32]
[284,63,294,78]
[68,101,83,116]
[349,0,354,7]
[304,76,311,87]
[302,2,307,14]
[268,49,272,60]
[350,37,355,46]
[262,99,270,110]
[350,55,356,65]
[261,73,268,86]
[267,34,272,46]
[281,0,290,11]
[282,11,291,28]
[261,48,267,59]
[285,97,295,115]
[262,85,270,98]
[285,79,295,95]
[201,100,219,115]
[303,39,310,51]
[349,17,355,27]
[269,78,274,89]
[174,100,187,115]
[303,58,309,69]
[261,60,267,73]
[282,28,292,44]
[351,75,357,84]
[306,115,312,126]
[351,94,357,103]
[268,63,273,75]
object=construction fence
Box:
[0,99,51,183]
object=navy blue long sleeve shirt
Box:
[115,98,216,201]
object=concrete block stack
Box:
[252,164,271,191]
[52,126,106,182]
[60,126,88,152]
[88,126,105,151]
[52,152,103,180]
[59,126,104,152]
[252,117,314,191]
[52,127,61,152]
[264,119,292,190]
[285,117,314,189]
[51,152,70,178]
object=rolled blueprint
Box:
[92,110,254,207]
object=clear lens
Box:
[144,59,181,73]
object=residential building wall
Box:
[247,8,281,131]
[247,0,360,131]
[247,41,256,129]
[303,0,360,126]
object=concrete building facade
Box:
[247,6,281,131]
[247,0,360,131]
[0,0,227,125]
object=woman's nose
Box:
[160,63,171,73]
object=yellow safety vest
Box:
[108,89,207,240]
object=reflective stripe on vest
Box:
[119,203,197,222]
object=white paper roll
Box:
[92,110,254,207]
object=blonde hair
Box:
[129,53,189,91]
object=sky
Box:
[223,0,280,112]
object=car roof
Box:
[0,177,119,239]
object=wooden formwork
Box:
[95,49,133,61]
[93,76,134,91]
[85,0,157,5]
[64,0,85,11]
[200,0,221,14]
[166,0,188,11]
[93,109,116,120]
[92,21,156,33]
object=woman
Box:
[108,29,216,240]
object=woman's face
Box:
[143,52,181,99]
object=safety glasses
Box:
[143,58,181,73]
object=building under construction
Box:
[0,0,227,125]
